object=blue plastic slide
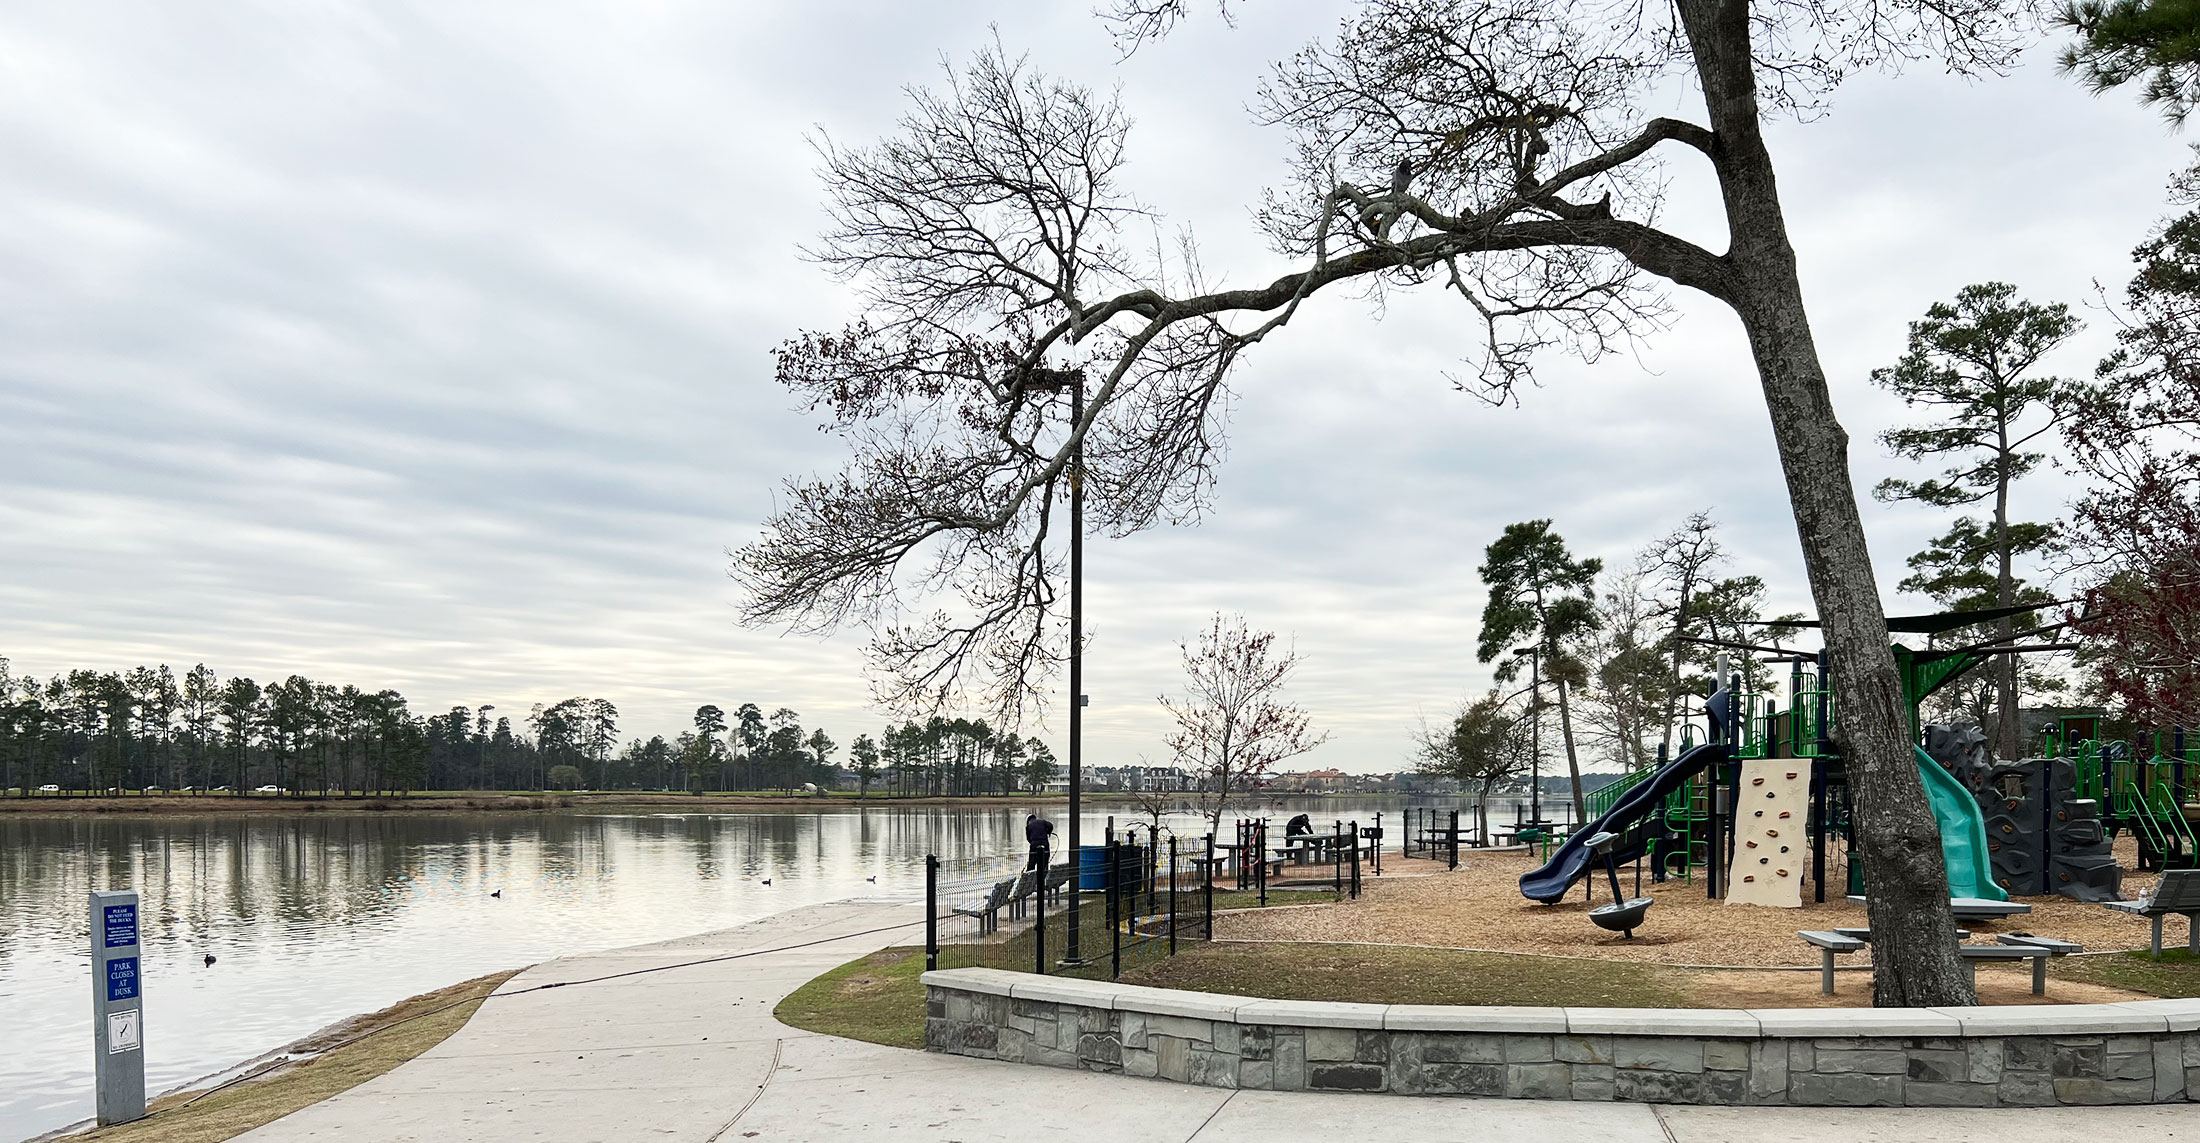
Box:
[1519,743,1731,904]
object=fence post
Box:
[1373,812,1382,877]
[1203,832,1214,940]
[1107,838,1122,980]
[1034,849,1047,975]
[925,854,938,972]
[1332,820,1343,897]
[1257,819,1268,907]
[1450,810,1460,871]
[1168,836,1179,955]
[1350,819,1361,899]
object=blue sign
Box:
[105,956,138,1002]
[103,904,137,949]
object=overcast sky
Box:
[0,2,2187,774]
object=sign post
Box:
[89,889,145,1126]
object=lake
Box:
[0,795,1533,1141]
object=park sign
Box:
[89,889,145,1125]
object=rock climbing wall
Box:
[1727,759,1811,908]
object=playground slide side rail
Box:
[925,967,2200,1107]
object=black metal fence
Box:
[924,824,1217,980]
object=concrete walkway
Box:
[236,900,2197,1142]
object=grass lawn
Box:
[69,970,517,1143]
[2054,948,2200,998]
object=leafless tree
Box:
[737,0,2034,1004]
[1415,689,1535,841]
[1161,614,1330,833]
[1638,511,1726,750]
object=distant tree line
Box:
[0,658,1062,799]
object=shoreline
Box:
[0,791,1117,817]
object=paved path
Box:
[237,900,2197,1142]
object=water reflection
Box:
[0,797,1483,1141]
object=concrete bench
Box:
[1798,930,1866,995]
[2105,868,2200,957]
[1960,935,2082,996]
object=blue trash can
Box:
[1077,844,1108,891]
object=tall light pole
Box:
[1026,367,1087,965]
[1512,645,1542,825]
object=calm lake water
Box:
[0,796,1530,1141]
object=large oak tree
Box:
[736,0,2050,1004]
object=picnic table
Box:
[1803,926,2077,996]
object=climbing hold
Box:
[1776,868,1791,877]
[1786,772,1797,779]
[1766,829,1780,838]
[1759,857,1770,864]
[1743,875,1757,882]
[1779,845,1789,853]
[1766,791,1777,798]
[1745,840,1758,848]
[1753,810,1764,817]
[1778,811,1791,819]
[1752,777,1765,786]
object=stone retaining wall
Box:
[922,967,2200,1107]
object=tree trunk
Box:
[1679,0,1972,1006]
[1556,676,1587,822]
[1994,431,2020,761]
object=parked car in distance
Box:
[253,785,281,794]
[38,784,60,793]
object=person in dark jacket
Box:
[1025,813,1055,868]
[1285,813,1313,838]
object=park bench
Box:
[2105,868,2200,957]
[1798,930,1867,996]
[1004,868,1039,921]
[1957,935,2080,996]
[950,877,1015,935]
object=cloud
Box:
[0,2,2183,773]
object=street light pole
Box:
[1026,367,1087,966]
[1065,374,1086,965]
[1513,646,1542,826]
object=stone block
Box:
[1156,1036,1190,1082]
[1117,1011,1145,1049]
[1055,1015,1083,1053]
[1506,1062,1571,1099]
[1568,1008,1759,1037]
[2006,1037,2053,1072]
[2154,1040,2186,1102]
[1615,1069,1703,1103]
[1505,1035,1554,1063]
[1615,1037,1703,1074]
[1028,1044,1078,1069]
[1701,1069,1746,1105]
[1306,1027,1357,1062]
[2053,1041,2104,1078]
[1555,1035,1613,1064]
[996,1026,1028,1060]
[1902,1081,1999,1107]
[1571,1079,1615,1102]
[2053,1077,2157,1104]
[1423,1033,1506,1064]
[1274,1030,1305,1090]
[2187,1034,2200,1068]
[924,1016,950,1051]
[1998,1072,2058,1106]
[1234,998,1386,1029]
[2187,1066,2200,1099]
[2108,1034,2156,1054]
[1077,1006,1113,1035]
[1965,1039,2004,1084]
[1356,1029,1390,1065]
[1239,1058,1274,1090]
[1751,1008,1960,1038]
[1814,1047,1906,1075]
[1788,1072,1902,1107]
[1011,997,1058,1020]
[2105,1051,2155,1082]
[1747,1040,1788,1102]
[1076,1032,1121,1069]
[1418,1062,1504,1097]
[958,1021,999,1055]
[1704,1041,1748,1072]
[926,993,945,1020]
[1940,1005,2167,1036]
[1788,1040,1814,1072]
[1308,1063,1385,1091]
[1384,1005,1569,1033]
[1148,1014,1215,1044]
[1188,1047,1240,1089]
[1123,1046,1158,1078]
[1212,1021,1240,1055]
[1239,1024,1273,1061]
[1904,1048,1966,1084]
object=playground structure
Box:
[1520,600,2200,921]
